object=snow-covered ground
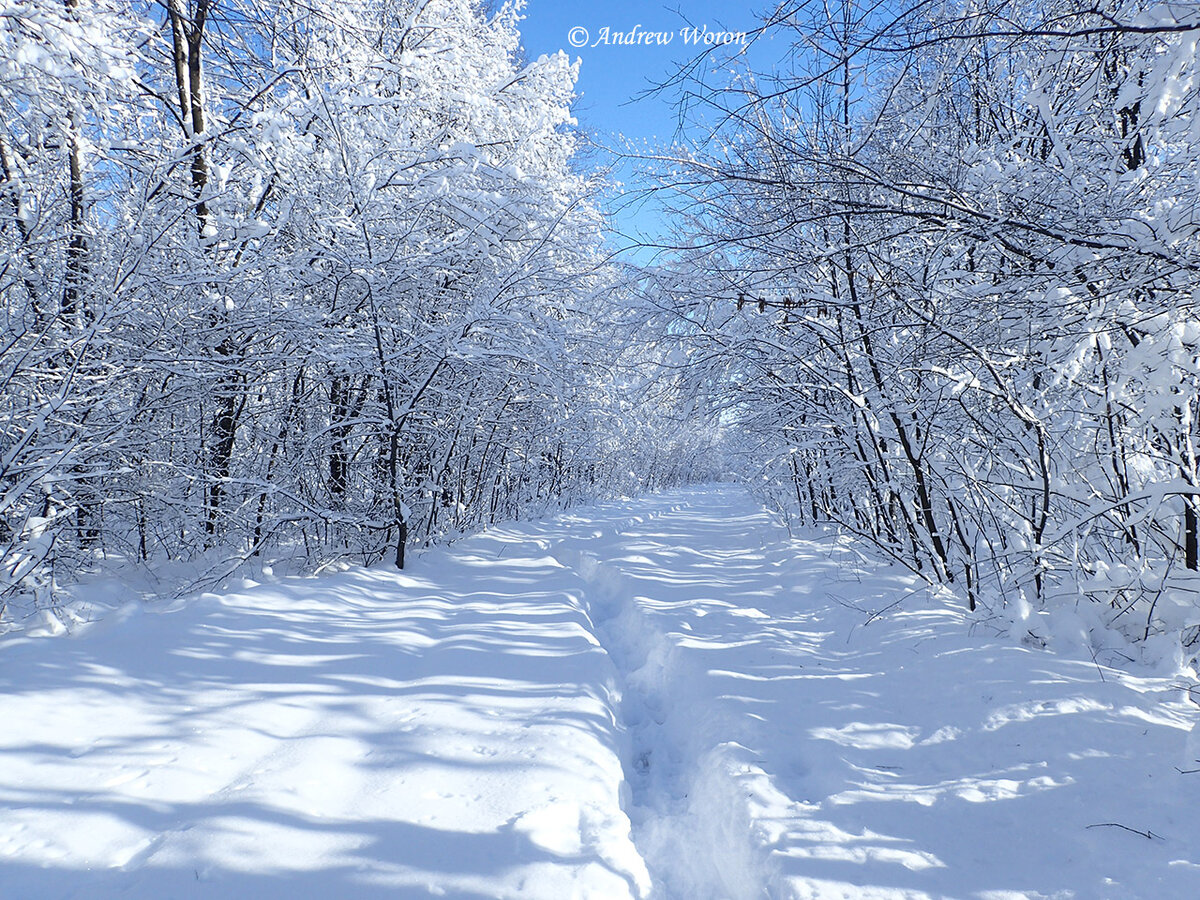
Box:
[2,487,1198,899]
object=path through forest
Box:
[1,488,1198,898]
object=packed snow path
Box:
[2,488,1199,898]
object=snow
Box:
[2,487,1199,898]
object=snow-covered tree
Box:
[1,0,635,613]
[640,0,1200,649]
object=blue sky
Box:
[518,2,766,251]
[519,2,759,143]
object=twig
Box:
[1183,684,1200,709]
[863,585,930,625]
[1086,823,1161,840]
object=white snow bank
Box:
[551,489,1200,899]
[2,486,1198,899]
[0,527,652,899]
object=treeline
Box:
[0,0,716,613]
[647,0,1200,645]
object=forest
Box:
[2,0,1199,656]
[3,2,1200,897]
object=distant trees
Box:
[645,0,1200,642]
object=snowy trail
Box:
[555,489,1200,899]
[0,517,657,899]
[2,487,1200,899]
